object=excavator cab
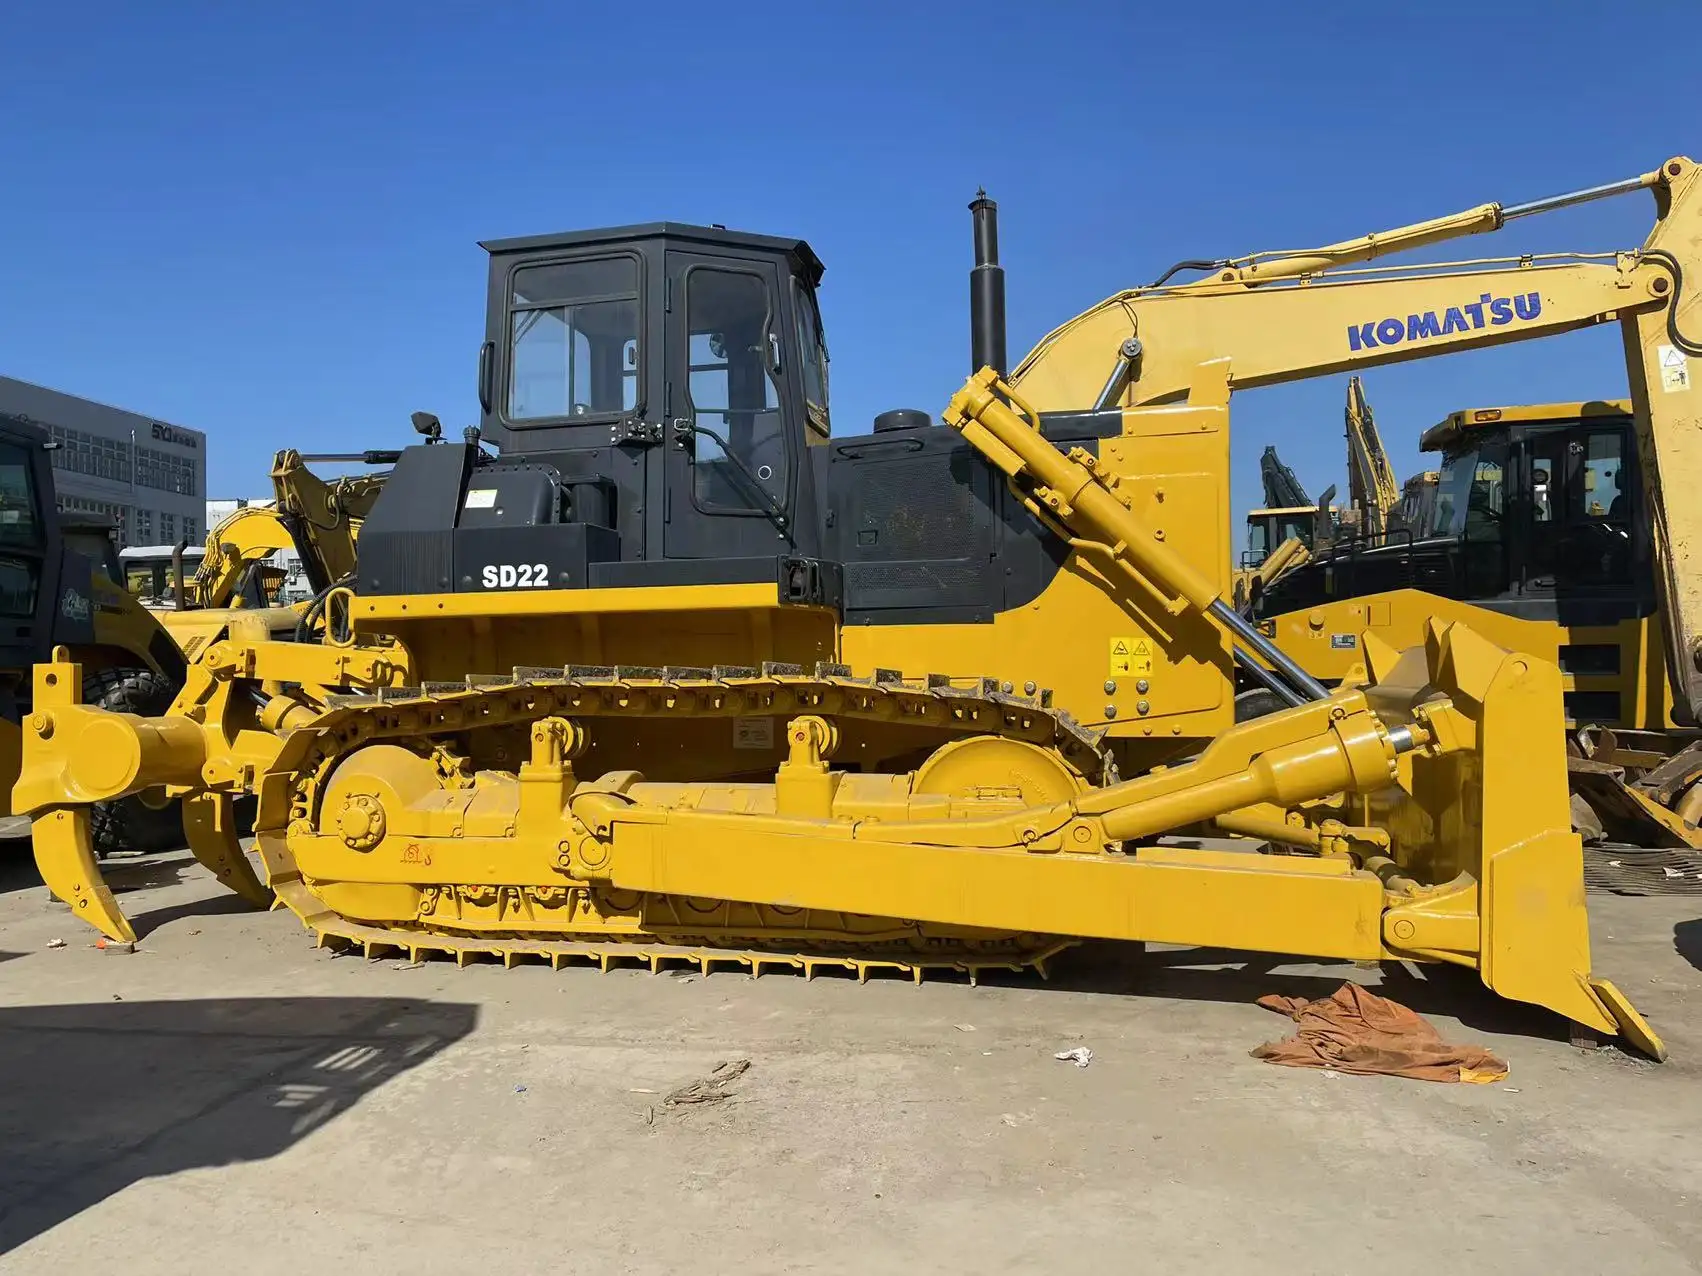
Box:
[1257,401,1658,727]
[1243,506,1318,567]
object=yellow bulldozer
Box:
[18,160,1702,1059]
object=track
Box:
[251,662,1112,980]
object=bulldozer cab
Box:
[467,223,831,571]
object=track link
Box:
[255,662,1110,980]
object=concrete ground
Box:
[0,844,1699,1275]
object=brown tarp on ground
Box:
[1252,983,1510,1083]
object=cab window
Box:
[1435,443,1506,539]
[508,256,641,422]
[0,440,42,551]
[794,282,830,439]
[684,268,788,512]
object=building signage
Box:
[150,422,199,449]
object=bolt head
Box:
[1104,680,1118,695]
[1136,679,1149,694]
[1104,704,1117,719]
[1023,681,1037,695]
[1136,700,1151,715]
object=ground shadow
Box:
[0,847,197,899]
[0,846,41,895]
[98,851,200,895]
[131,891,261,939]
[1031,941,1572,1046]
[1676,919,1702,973]
[0,995,477,1255]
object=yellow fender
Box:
[31,807,136,943]
[183,792,272,907]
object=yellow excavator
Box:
[1236,377,1402,610]
[1234,447,1326,609]
[161,446,389,656]
[1342,376,1402,542]
[19,158,1702,1058]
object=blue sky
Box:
[2,0,1697,532]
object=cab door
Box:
[1518,424,1641,602]
[662,252,799,562]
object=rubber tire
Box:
[1233,688,1288,723]
[84,666,187,857]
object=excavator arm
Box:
[191,505,300,608]
[187,451,388,609]
[269,450,387,596]
[1009,156,1702,720]
[1343,376,1399,539]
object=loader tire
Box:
[83,666,187,858]
[1233,688,1287,723]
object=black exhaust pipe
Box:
[969,189,1007,377]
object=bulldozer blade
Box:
[183,793,272,907]
[31,807,136,944]
[1366,621,1661,1052]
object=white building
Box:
[0,374,206,548]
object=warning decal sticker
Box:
[1109,637,1153,678]
[1659,344,1690,394]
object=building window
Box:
[160,511,176,543]
[134,509,154,543]
[46,425,135,484]
[134,445,198,496]
[183,516,197,544]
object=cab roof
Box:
[479,222,825,286]
[1420,399,1632,453]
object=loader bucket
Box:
[1359,620,1665,1059]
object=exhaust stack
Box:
[969,190,1007,377]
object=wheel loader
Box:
[0,414,189,853]
[21,161,1702,1060]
